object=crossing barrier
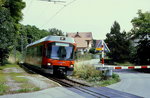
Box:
[96,65,150,77]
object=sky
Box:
[21,0,150,39]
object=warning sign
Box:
[96,48,102,51]
[96,40,110,52]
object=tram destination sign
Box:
[55,43,69,47]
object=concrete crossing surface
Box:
[0,86,142,98]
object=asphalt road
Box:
[78,59,150,97]
[107,69,150,98]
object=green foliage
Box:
[72,64,120,86]
[4,0,26,23]
[48,28,64,36]
[16,26,64,53]
[0,64,41,94]
[130,10,150,65]
[73,64,102,79]
[16,25,50,52]
[15,87,40,93]
[0,83,7,95]
[89,48,97,54]
[130,10,150,39]
[114,62,134,66]
[0,7,16,65]
[105,21,131,63]
[100,74,120,86]
[0,0,25,65]
[136,39,150,64]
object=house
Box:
[67,32,93,53]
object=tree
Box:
[0,0,25,65]
[4,0,25,23]
[16,25,65,54]
[17,25,49,52]
[49,28,64,36]
[0,7,15,65]
[105,21,130,62]
[130,10,150,65]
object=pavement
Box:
[0,87,84,98]
[108,69,150,98]
[0,86,142,98]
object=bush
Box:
[72,64,120,86]
[73,64,102,80]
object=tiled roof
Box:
[74,38,88,48]
[67,32,93,48]
[67,32,93,39]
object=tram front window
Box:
[47,43,74,60]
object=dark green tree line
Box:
[16,25,64,52]
[105,10,150,65]
[130,10,150,65]
[105,21,131,63]
[48,28,64,36]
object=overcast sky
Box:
[21,0,150,39]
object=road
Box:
[107,69,150,98]
[78,59,150,97]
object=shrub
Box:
[73,64,102,80]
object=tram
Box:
[24,36,76,75]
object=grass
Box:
[115,62,135,66]
[14,87,40,93]
[0,64,41,95]
[10,73,28,83]
[0,64,20,70]
[0,69,9,95]
[98,74,120,86]
[0,83,8,95]
[72,64,120,87]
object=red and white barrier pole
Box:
[101,40,104,67]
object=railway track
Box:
[20,64,142,98]
[43,75,109,98]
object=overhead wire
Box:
[40,0,77,28]
[25,0,35,14]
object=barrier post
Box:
[101,40,104,67]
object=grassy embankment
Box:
[72,64,120,87]
[73,53,120,86]
[0,64,41,95]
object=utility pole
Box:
[21,35,23,56]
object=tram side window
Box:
[36,45,43,57]
[46,43,52,58]
[26,45,42,57]
[26,47,34,56]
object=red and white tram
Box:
[24,36,76,75]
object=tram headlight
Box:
[47,63,51,66]
[70,64,74,68]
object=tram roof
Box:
[26,36,75,48]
